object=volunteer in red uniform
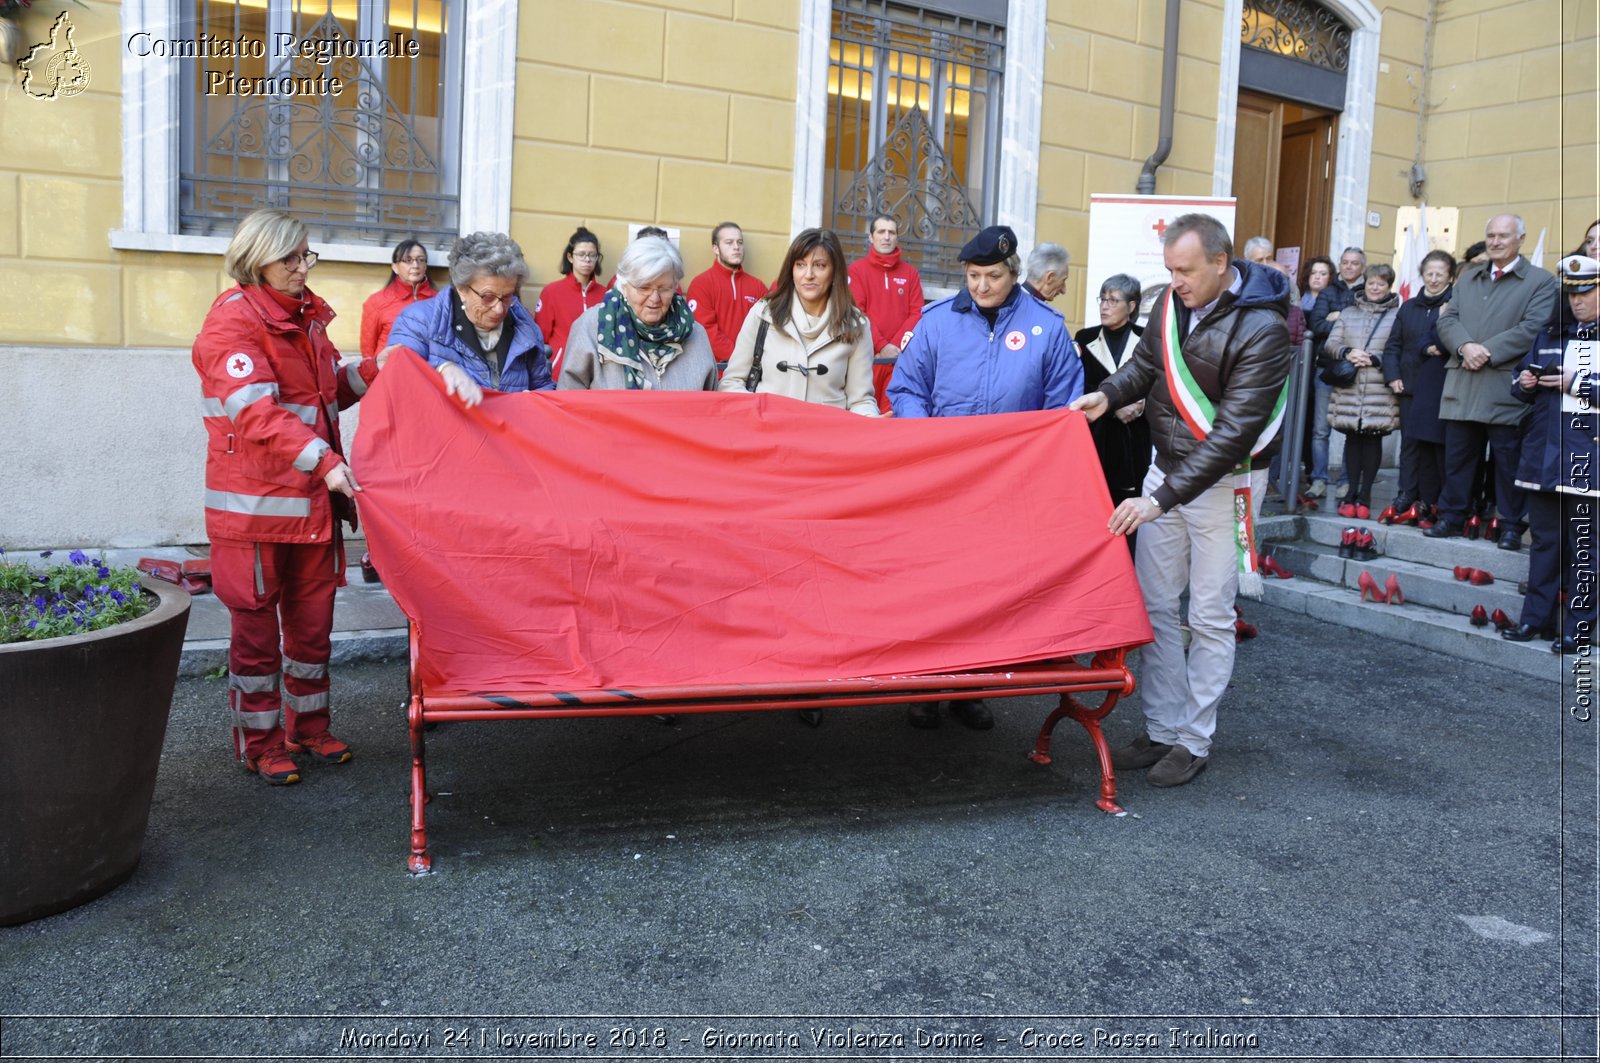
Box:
[193,208,377,786]
[846,214,924,413]
[533,226,605,376]
[687,221,767,362]
[359,238,436,358]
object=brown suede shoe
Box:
[1148,745,1208,787]
[1110,734,1173,770]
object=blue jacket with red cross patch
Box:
[887,285,1083,417]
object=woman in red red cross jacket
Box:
[192,209,380,786]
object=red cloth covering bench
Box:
[354,352,1153,873]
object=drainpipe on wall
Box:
[1408,0,1438,198]
[1136,0,1182,194]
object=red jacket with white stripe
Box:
[847,249,924,352]
[687,260,768,360]
[533,271,605,375]
[192,284,376,544]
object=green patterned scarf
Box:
[594,286,696,389]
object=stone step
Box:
[1257,578,1563,683]
[1263,541,1525,617]
[1299,511,1530,584]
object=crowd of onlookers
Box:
[190,202,1598,787]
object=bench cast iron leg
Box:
[408,692,433,874]
[1029,694,1123,816]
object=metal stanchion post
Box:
[1274,339,1313,510]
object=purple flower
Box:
[69,550,88,565]
[96,566,110,579]
[39,550,52,558]
[110,590,126,605]
[31,595,45,609]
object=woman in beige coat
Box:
[1323,264,1402,519]
[719,228,879,417]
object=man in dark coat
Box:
[1070,214,1292,788]
[1428,213,1560,548]
[1501,254,1599,652]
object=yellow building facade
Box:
[0,0,1594,545]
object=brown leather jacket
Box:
[1098,260,1294,511]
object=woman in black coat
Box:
[1074,274,1148,527]
[1380,249,1455,524]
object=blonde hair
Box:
[224,209,308,287]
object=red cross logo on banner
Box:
[1151,217,1169,238]
[1004,330,1026,351]
[226,353,255,378]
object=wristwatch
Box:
[1148,496,1163,514]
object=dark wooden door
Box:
[1275,113,1337,272]
[1232,91,1337,272]
[1232,91,1282,246]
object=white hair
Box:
[615,236,685,289]
[1025,243,1069,283]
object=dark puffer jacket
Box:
[1099,260,1293,511]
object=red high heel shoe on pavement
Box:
[1416,505,1437,530]
[1260,553,1294,579]
[1384,574,1404,605]
[1453,565,1472,581]
[1464,514,1482,540]
[1469,568,1495,586]
[1354,503,1371,520]
[1354,529,1378,561]
[1469,604,1489,627]
[1338,501,1358,518]
[1338,527,1358,559]
[1487,516,1501,541]
[1490,607,1514,631]
[1377,505,1397,525]
[1358,570,1389,603]
[1394,502,1420,526]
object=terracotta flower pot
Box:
[0,576,191,926]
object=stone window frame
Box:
[111,0,518,265]
[792,0,1046,296]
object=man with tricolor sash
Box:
[1070,214,1293,787]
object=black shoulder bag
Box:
[744,320,770,393]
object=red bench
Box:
[403,624,1136,874]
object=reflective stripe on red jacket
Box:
[192,284,376,543]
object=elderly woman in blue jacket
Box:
[886,224,1085,731]
[1502,253,1600,653]
[387,231,553,407]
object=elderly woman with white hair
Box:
[559,236,717,391]
[387,231,552,408]
[191,208,378,785]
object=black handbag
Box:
[1320,307,1392,388]
[1320,358,1358,387]
[744,320,770,393]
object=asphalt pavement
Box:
[1,602,1595,1062]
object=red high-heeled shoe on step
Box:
[1384,573,1404,605]
[1453,565,1472,581]
[1377,505,1397,525]
[1469,604,1489,627]
[1395,502,1421,526]
[1358,570,1388,603]
[1490,607,1514,631]
[1259,554,1294,579]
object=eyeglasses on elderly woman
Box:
[281,250,320,272]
